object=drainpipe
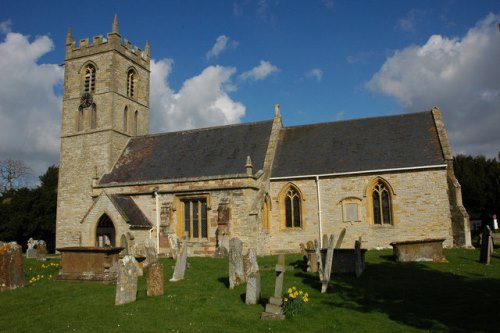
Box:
[152,187,160,254]
[316,176,323,248]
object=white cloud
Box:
[397,9,426,32]
[0,20,12,34]
[0,29,63,178]
[368,13,500,158]
[150,59,245,132]
[206,35,238,60]
[239,60,279,81]
[306,68,323,82]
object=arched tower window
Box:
[370,179,393,225]
[127,69,136,98]
[123,107,128,132]
[262,195,271,231]
[84,64,96,93]
[279,184,303,229]
[95,214,115,247]
[90,104,97,129]
[77,106,84,131]
[134,110,139,135]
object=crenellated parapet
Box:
[65,16,150,69]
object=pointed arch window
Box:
[127,69,136,98]
[279,184,303,229]
[77,106,84,131]
[84,64,96,93]
[133,110,139,135]
[123,107,128,132]
[262,195,271,231]
[90,104,97,129]
[371,180,393,225]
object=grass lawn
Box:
[1,248,499,333]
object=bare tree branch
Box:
[0,159,33,192]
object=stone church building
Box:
[56,18,471,256]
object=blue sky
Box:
[1,0,499,179]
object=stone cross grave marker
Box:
[147,261,164,297]
[26,238,37,259]
[480,226,493,264]
[170,241,188,282]
[261,254,286,320]
[229,237,245,289]
[0,242,25,292]
[115,255,143,305]
[316,234,335,293]
[244,248,261,305]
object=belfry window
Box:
[133,110,138,135]
[123,107,128,131]
[90,104,97,129]
[84,65,96,93]
[371,180,392,225]
[127,69,136,98]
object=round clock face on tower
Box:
[80,92,93,108]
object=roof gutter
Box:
[270,164,447,181]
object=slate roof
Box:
[100,120,274,184]
[110,195,152,228]
[271,111,445,178]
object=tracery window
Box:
[127,69,136,98]
[279,185,302,229]
[84,64,96,93]
[77,106,84,131]
[133,110,138,135]
[123,107,128,131]
[371,180,392,225]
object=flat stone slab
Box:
[390,239,446,262]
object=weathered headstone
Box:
[480,226,493,264]
[36,240,48,261]
[115,255,143,305]
[306,241,318,272]
[316,234,335,293]
[143,239,158,267]
[147,261,164,296]
[261,254,286,320]
[229,237,245,289]
[26,238,37,259]
[335,228,346,249]
[354,239,365,277]
[168,233,180,260]
[170,241,188,282]
[120,234,129,255]
[245,248,261,305]
[0,242,25,292]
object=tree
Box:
[0,159,32,193]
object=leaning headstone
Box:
[480,226,493,264]
[316,234,335,293]
[36,240,48,261]
[26,238,37,259]
[261,254,286,320]
[354,239,365,277]
[228,237,245,289]
[170,241,188,282]
[115,255,143,305]
[0,242,25,292]
[143,239,157,267]
[245,248,261,305]
[335,228,346,249]
[147,261,164,296]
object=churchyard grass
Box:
[1,248,499,332]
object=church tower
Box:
[56,16,150,248]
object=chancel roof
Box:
[271,111,445,178]
[100,120,274,184]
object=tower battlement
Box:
[65,16,150,69]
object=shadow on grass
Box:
[218,276,229,288]
[319,258,500,332]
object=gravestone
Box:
[480,226,493,264]
[147,261,164,296]
[316,234,335,293]
[306,241,318,272]
[170,241,188,282]
[36,240,48,261]
[168,233,180,260]
[143,239,158,267]
[245,248,261,305]
[120,235,129,255]
[335,228,346,249]
[229,237,245,289]
[0,242,25,292]
[261,254,286,320]
[354,239,365,277]
[26,238,37,259]
[115,255,143,305]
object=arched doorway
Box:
[96,214,116,247]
